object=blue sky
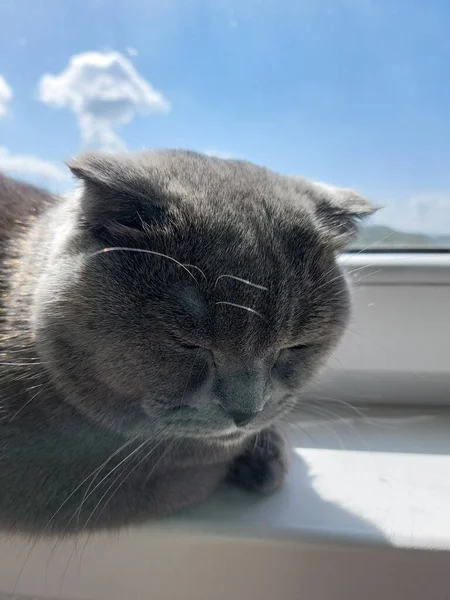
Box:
[1,0,450,234]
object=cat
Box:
[0,150,374,535]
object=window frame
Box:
[303,252,450,406]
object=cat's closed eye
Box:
[179,343,202,350]
[288,343,310,350]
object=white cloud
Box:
[126,47,138,57]
[0,147,68,182]
[38,51,170,150]
[0,75,13,118]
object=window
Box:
[1,0,449,249]
[2,3,450,599]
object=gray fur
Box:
[0,151,374,534]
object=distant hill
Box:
[352,224,450,249]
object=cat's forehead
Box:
[138,150,289,201]
[150,262,345,355]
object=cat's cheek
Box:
[272,345,334,392]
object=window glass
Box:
[1,0,449,248]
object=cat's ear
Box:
[66,152,168,232]
[304,180,379,250]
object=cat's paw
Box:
[229,426,289,494]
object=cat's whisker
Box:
[77,431,180,579]
[327,319,428,384]
[312,270,348,294]
[313,212,420,286]
[252,431,260,453]
[54,439,152,587]
[90,431,179,530]
[294,406,347,450]
[339,213,421,263]
[59,430,164,596]
[214,274,268,291]
[283,421,317,447]
[312,226,419,291]
[183,264,207,281]
[215,301,267,322]
[303,402,374,455]
[312,317,428,387]
[57,434,164,597]
[73,432,150,529]
[74,426,184,580]
[304,395,369,420]
[24,382,45,391]
[13,428,147,595]
[348,268,382,284]
[4,387,45,423]
[306,395,426,430]
[314,262,377,291]
[86,247,199,285]
[69,437,151,530]
[300,403,383,482]
[0,361,42,366]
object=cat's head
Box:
[34,150,375,442]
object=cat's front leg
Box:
[228,425,289,494]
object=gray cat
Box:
[0,150,374,534]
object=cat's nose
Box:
[228,409,260,428]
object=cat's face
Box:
[34,150,374,442]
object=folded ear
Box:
[303,180,379,250]
[67,151,169,231]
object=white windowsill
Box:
[173,406,450,550]
[1,406,450,600]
